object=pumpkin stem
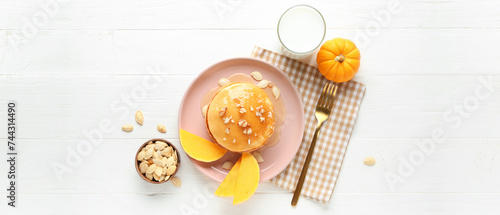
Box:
[335,55,345,63]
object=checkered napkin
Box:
[250,46,366,203]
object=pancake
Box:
[206,82,275,152]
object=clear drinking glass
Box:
[277,5,326,59]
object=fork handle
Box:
[291,122,324,206]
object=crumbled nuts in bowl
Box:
[135,139,180,184]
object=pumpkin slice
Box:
[214,157,242,197]
[233,152,260,205]
[179,129,227,162]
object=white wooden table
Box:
[1,0,499,214]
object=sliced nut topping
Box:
[153,150,160,160]
[155,141,167,150]
[156,140,167,146]
[139,162,149,173]
[272,86,280,100]
[166,156,175,167]
[137,151,146,161]
[233,138,236,143]
[260,117,265,122]
[135,111,144,125]
[248,139,251,145]
[162,157,168,167]
[161,147,172,156]
[238,119,248,127]
[257,80,269,88]
[223,116,232,124]
[155,166,163,176]
[252,151,264,163]
[145,148,154,160]
[251,71,263,81]
[222,161,234,170]
[236,103,242,108]
[242,128,252,135]
[250,106,254,111]
[153,172,161,181]
[146,173,153,180]
[157,124,167,133]
[239,107,247,114]
[268,81,275,88]
[223,137,226,141]
[219,107,227,116]
[364,157,376,166]
[225,127,230,134]
[202,104,208,118]
[268,111,273,118]
[162,166,168,175]
[121,124,133,132]
[171,177,182,187]
[255,106,264,117]
[231,119,234,123]
[166,165,177,176]
[218,78,230,87]
[153,158,164,167]
[146,164,157,174]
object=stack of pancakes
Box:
[206,82,275,152]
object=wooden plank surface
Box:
[0,0,499,29]
[2,29,500,75]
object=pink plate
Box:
[178,58,305,182]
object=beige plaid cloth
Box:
[250,46,366,203]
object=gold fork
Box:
[291,81,338,206]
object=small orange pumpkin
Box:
[316,38,361,83]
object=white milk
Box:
[278,5,325,55]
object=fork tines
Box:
[318,82,337,109]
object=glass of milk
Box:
[277,5,326,59]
